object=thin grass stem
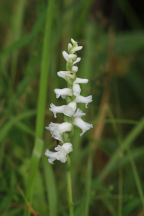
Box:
[98,118,144,182]
[127,147,144,208]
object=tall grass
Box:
[25,0,55,214]
[0,0,144,215]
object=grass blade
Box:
[98,118,144,182]
[25,0,55,214]
[127,148,144,208]
[43,158,58,216]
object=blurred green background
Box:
[0,0,144,216]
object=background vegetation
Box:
[0,0,144,215]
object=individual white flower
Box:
[57,71,74,80]
[74,77,88,84]
[73,57,81,65]
[73,83,81,96]
[46,122,72,141]
[74,108,85,117]
[74,117,93,136]
[45,143,73,164]
[49,102,76,118]
[49,104,65,118]
[62,51,77,62]
[72,66,78,72]
[54,88,72,99]
[75,95,92,108]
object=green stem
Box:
[84,153,92,216]
[24,0,54,215]
[66,156,74,216]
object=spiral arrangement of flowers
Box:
[45,38,93,164]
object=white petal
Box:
[74,77,88,84]
[74,117,93,136]
[45,150,57,164]
[71,38,77,45]
[75,95,92,108]
[66,101,77,114]
[62,101,77,117]
[68,54,77,61]
[56,152,67,163]
[68,43,72,52]
[57,71,74,80]
[74,108,86,117]
[54,88,72,99]
[62,51,69,61]
[72,66,78,72]
[71,46,83,53]
[49,102,76,117]
[49,103,65,118]
[59,122,72,133]
[73,57,81,65]
[46,122,72,141]
[62,51,76,62]
[45,143,73,164]
[73,83,81,96]
[57,143,73,154]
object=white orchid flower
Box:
[74,117,93,136]
[45,143,73,164]
[46,122,72,142]
[75,95,92,108]
[57,71,74,80]
[54,88,72,99]
[49,102,76,118]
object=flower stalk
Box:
[66,156,73,216]
[45,38,93,215]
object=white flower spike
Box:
[45,38,92,164]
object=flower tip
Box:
[71,38,77,44]
[68,43,72,51]
[62,51,68,61]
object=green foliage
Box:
[0,0,144,215]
